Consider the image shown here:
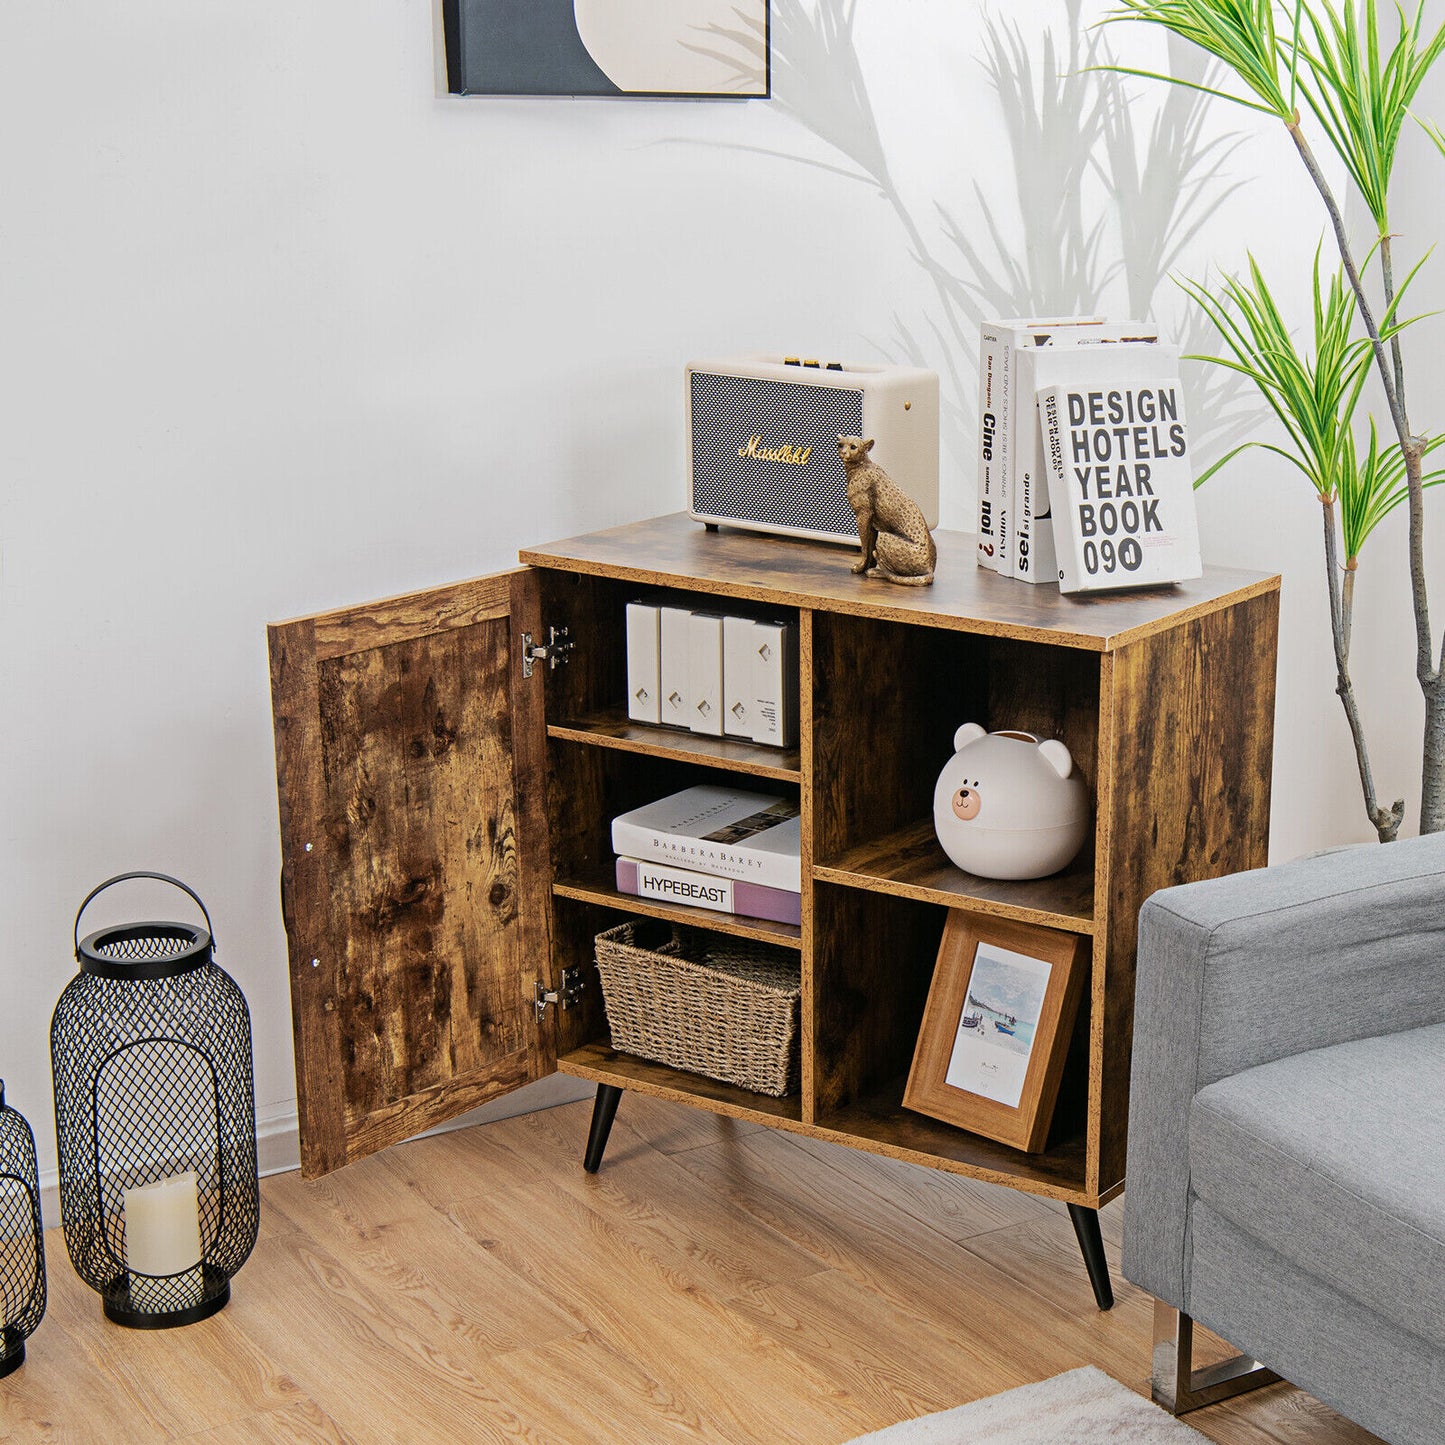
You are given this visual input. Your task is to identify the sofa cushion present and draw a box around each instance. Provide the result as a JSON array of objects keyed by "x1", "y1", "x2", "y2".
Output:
[{"x1": 1189, "y1": 1021, "x2": 1445, "y2": 1352}]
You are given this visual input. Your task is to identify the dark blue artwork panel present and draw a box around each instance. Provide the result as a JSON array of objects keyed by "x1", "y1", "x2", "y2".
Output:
[{"x1": 443, "y1": 0, "x2": 770, "y2": 99}]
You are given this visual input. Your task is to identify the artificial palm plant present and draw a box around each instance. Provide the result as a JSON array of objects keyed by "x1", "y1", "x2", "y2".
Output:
[{"x1": 1107, "y1": 0, "x2": 1445, "y2": 840}]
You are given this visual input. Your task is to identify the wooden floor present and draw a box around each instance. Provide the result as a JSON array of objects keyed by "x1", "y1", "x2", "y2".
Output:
[{"x1": 6, "y1": 1096, "x2": 1382, "y2": 1444}]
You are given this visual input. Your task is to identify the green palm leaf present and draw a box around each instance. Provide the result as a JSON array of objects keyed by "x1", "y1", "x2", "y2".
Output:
[
  {"x1": 1101, "y1": 0, "x2": 1299, "y2": 116},
  {"x1": 1181, "y1": 246, "x2": 1432, "y2": 556},
  {"x1": 1337, "y1": 421, "x2": 1445, "y2": 558},
  {"x1": 1294, "y1": 0, "x2": 1445, "y2": 233},
  {"x1": 1181, "y1": 250, "x2": 1367, "y2": 494}
]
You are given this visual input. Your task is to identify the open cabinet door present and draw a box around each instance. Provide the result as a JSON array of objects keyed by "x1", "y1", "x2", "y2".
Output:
[{"x1": 268, "y1": 568, "x2": 555, "y2": 1177}]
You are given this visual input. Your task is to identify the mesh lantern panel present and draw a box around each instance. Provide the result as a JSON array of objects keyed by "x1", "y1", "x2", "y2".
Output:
[
  {"x1": 0, "y1": 1089, "x2": 46, "y2": 1369},
  {"x1": 52, "y1": 901, "x2": 259, "y2": 1325}
]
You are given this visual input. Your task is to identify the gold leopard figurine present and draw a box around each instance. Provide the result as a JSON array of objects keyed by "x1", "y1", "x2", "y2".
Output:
[{"x1": 837, "y1": 435, "x2": 936, "y2": 586}]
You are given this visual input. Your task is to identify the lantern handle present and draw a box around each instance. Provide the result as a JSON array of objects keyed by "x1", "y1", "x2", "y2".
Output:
[{"x1": 74, "y1": 872, "x2": 216, "y2": 960}]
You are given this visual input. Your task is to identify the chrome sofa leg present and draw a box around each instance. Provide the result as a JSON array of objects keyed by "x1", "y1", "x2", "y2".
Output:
[{"x1": 1151, "y1": 1300, "x2": 1280, "y2": 1414}]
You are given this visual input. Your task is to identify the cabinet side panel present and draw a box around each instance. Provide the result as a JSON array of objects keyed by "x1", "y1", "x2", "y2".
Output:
[
  {"x1": 1094, "y1": 588, "x2": 1279, "y2": 1192},
  {"x1": 798, "y1": 609, "x2": 816, "y2": 1121},
  {"x1": 509, "y1": 570, "x2": 564, "y2": 1057},
  {"x1": 270, "y1": 618, "x2": 350, "y2": 1178}
]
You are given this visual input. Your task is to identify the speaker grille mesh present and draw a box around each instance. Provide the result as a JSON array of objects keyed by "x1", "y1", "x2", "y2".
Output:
[{"x1": 690, "y1": 373, "x2": 863, "y2": 539}]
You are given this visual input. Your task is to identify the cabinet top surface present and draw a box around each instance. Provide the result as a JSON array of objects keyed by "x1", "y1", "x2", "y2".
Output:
[{"x1": 520, "y1": 513, "x2": 1279, "y2": 652}]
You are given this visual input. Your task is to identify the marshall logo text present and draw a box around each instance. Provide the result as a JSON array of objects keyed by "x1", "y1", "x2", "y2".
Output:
[{"x1": 738, "y1": 436, "x2": 813, "y2": 465}]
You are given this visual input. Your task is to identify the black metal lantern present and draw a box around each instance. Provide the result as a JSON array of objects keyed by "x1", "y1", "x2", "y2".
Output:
[
  {"x1": 50, "y1": 873, "x2": 259, "y2": 1329},
  {"x1": 0, "y1": 1082, "x2": 46, "y2": 1377}
]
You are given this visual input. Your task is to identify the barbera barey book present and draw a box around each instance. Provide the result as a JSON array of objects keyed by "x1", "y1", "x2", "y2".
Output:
[
  {"x1": 1037, "y1": 349, "x2": 1202, "y2": 593},
  {"x1": 615, "y1": 857, "x2": 802, "y2": 926},
  {"x1": 976, "y1": 316, "x2": 1103, "y2": 573},
  {"x1": 610, "y1": 785, "x2": 802, "y2": 892}
]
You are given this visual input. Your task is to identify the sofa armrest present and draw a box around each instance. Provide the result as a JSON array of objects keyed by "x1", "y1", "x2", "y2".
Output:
[{"x1": 1123, "y1": 831, "x2": 1445, "y2": 1305}]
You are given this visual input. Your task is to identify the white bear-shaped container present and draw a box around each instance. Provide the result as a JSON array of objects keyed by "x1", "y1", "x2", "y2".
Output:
[{"x1": 932, "y1": 724, "x2": 1091, "y2": 881}]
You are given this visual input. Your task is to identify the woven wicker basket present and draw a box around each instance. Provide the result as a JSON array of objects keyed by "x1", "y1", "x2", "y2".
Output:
[{"x1": 593, "y1": 919, "x2": 801, "y2": 1097}]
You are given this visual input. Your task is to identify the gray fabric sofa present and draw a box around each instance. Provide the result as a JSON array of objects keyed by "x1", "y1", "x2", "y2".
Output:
[{"x1": 1124, "y1": 831, "x2": 1445, "y2": 1445}]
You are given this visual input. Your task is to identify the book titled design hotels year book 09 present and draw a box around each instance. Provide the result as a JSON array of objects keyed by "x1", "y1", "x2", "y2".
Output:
[
  {"x1": 1011, "y1": 322, "x2": 1159, "y2": 585},
  {"x1": 610, "y1": 785, "x2": 802, "y2": 892},
  {"x1": 614, "y1": 857, "x2": 802, "y2": 926},
  {"x1": 1036, "y1": 349, "x2": 1202, "y2": 593}
]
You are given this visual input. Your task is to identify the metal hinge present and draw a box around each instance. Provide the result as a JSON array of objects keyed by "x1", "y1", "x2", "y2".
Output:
[
  {"x1": 533, "y1": 967, "x2": 585, "y2": 1019},
  {"x1": 521, "y1": 625, "x2": 574, "y2": 678}
]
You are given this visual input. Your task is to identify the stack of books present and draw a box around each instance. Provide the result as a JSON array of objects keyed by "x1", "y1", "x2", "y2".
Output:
[
  {"x1": 976, "y1": 316, "x2": 1201, "y2": 592},
  {"x1": 611, "y1": 784, "x2": 802, "y2": 926}
]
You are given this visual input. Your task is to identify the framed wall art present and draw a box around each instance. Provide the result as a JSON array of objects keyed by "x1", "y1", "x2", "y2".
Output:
[
  {"x1": 904, "y1": 911, "x2": 1087, "y2": 1153},
  {"x1": 443, "y1": 0, "x2": 770, "y2": 99}
]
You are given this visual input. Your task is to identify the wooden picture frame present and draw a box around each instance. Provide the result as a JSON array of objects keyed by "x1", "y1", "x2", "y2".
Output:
[{"x1": 903, "y1": 911, "x2": 1087, "y2": 1153}]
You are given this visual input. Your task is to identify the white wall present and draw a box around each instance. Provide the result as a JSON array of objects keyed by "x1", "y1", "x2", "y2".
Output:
[{"x1": 3, "y1": 0, "x2": 1440, "y2": 1189}]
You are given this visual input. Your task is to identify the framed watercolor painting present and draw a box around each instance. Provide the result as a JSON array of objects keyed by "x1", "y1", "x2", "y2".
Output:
[
  {"x1": 444, "y1": 0, "x2": 770, "y2": 99},
  {"x1": 904, "y1": 911, "x2": 1087, "y2": 1153}
]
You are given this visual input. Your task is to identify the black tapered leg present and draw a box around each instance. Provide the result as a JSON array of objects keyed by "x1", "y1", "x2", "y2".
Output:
[
  {"x1": 583, "y1": 1084, "x2": 624, "y2": 1173},
  {"x1": 1068, "y1": 1204, "x2": 1114, "y2": 1310}
]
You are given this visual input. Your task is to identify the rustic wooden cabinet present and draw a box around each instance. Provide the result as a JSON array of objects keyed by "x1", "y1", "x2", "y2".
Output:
[{"x1": 268, "y1": 514, "x2": 1279, "y2": 1308}]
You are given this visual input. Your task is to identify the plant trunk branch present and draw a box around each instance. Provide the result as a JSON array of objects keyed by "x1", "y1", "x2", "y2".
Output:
[
  {"x1": 1382, "y1": 237, "x2": 1445, "y2": 832},
  {"x1": 1425, "y1": 688, "x2": 1445, "y2": 833},
  {"x1": 1379, "y1": 233, "x2": 1407, "y2": 414},
  {"x1": 1287, "y1": 115, "x2": 1442, "y2": 833},
  {"x1": 1321, "y1": 499, "x2": 1403, "y2": 843},
  {"x1": 1286, "y1": 118, "x2": 1401, "y2": 422},
  {"x1": 1341, "y1": 557, "x2": 1356, "y2": 665}
]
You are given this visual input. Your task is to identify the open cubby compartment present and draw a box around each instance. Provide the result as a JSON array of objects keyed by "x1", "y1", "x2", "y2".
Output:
[
  {"x1": 550, "y1": 890, "x2": 806, "y2": 1125},
  {"x1": 535, "y1": 565, "x2": 802, "y2": 774},
  {"x1": 809, "y1": 610, "x2": 1101, "y2": 929},
  {"x1": 545, "y1": 735, "x2": 804, "y2": 945},
  {"x1": 809, "y1": 881, "x2": 1092, "y2": 1199}
]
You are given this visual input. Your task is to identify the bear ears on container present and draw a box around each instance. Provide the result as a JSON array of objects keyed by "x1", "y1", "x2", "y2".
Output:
[{"x1": 950, "y1": 723, "x2": 1075, "y2": 781}]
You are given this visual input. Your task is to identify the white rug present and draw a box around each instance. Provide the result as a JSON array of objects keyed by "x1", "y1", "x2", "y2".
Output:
[{"x1": 844, "y1": 1367, "x2": 1210, "y2": 1443}]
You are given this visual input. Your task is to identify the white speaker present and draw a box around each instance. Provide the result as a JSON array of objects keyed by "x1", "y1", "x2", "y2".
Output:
[{"x1": 686, "y1": 356, "x2": 939, "y2": 544}]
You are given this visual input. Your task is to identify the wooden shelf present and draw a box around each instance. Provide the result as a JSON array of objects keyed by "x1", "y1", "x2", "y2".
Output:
[
  {"x1": 553, "y1": 866, "x2": 803, "y2": 949},
  {"x1": 559, "y1": 1042, "x2": 804, "y2": 1125},
  {"x1": 815, "y1": 1075, "x2": 1090, "y2": 1203},
  {"x1": 522, "y1": 512, "x2": 1282, "y2": 653},
  {"x1": 559, "y1": 1047, "x2": 1096, "y2": 1204},
  {"x1": 548, "y1": 706, "x2": 801, "y2": 782},
  {"x1": 814, "y1": 819, "x2": 1096, "y2": 935}
]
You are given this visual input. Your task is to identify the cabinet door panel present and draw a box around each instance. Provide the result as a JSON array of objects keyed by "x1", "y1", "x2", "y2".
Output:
[{"x1": 269, "y1": 569, "x2": 554, "y2": 1178}]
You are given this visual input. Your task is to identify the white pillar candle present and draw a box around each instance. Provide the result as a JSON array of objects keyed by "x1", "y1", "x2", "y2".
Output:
[{"x1": 123, "y1": 1170, "x2": 202, "y2": 1276}]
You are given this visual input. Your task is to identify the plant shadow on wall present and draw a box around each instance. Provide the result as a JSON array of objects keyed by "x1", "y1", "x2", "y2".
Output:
[
  {"x1": 702, "y1": 0, "x2": 1264, "y2": 471},
  {"x1": 705, "y1": 0, "x2": 1445, "y2": 842},
  {"x1": 1105, "y1": 0, "x2": 1445, "y2": 841}
]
